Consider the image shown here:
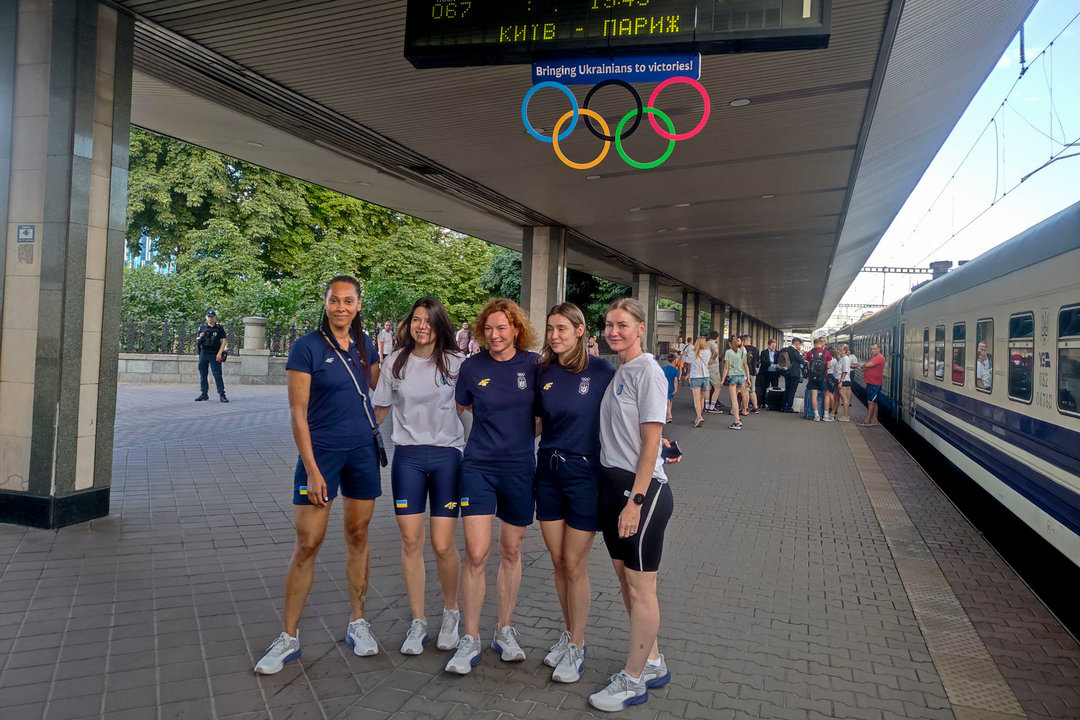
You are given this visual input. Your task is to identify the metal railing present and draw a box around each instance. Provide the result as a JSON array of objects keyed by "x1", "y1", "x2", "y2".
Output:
[{"x1": 118, "y1": 321, "x2": 244, "y2": 355}]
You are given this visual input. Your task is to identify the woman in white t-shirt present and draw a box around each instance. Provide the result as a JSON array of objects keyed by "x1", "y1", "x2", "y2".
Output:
[
  {"x1": 373, "y1": 297, "x2": 465, "y2": 656},
  {"x1": 837, "y1": 344, "x2": 856, "y2": 422},
  {"x1": 589, "y1": 298, "x2": 677, "y2": 712},
  {"x1": 688, "y1": 336, "x2": 713, "y2": 428}
]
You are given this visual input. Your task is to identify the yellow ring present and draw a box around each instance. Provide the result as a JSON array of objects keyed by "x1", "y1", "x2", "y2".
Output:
[{"x1": 551, "y1": 109, "x2": 611, "y2": 170}]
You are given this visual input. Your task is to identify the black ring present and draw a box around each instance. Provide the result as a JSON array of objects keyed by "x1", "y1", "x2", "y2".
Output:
[{"x1": 583, "y1": 79, "x2": 642, "y2": 142}]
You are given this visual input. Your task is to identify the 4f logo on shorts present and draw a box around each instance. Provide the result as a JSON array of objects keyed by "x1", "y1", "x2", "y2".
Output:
[
  {"x1": 517, "y1": 372, "x2": 527, "y2": 390},
  {"x1": 325, "y1": 358, "x2": 334, "y2": 364},
  {"x1": 578, "y1": 377, "x2": 591, "y2": 395},
  {"x1": 478, "y1": 378, "x2": 490, "y2": 387},
  {"x1": 443, "y1": 500, "x2": 458, "y2": 510}
]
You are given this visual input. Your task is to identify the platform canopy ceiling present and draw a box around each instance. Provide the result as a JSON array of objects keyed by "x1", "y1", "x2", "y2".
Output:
[{"x1": 116, "y1": 0, "x2": 1036, "y2": 328}]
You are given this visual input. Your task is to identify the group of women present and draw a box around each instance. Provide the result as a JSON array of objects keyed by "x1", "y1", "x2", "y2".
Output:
[
  {"x1": 254, "y1": 276, "x2": 677, "y2": 713},
  {"x1": 686, "y1": 334, "x2": 753, "y2": 430}
]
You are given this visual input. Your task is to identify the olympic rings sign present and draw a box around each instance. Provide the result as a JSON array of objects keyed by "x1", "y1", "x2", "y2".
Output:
[{"x1": 521, "y1": 76, "x2": 710, "y2": 170}]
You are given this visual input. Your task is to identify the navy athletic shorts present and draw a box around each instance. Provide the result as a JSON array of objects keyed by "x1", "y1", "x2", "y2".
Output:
[
  {"x1": 390, "y1": 445, "x2": 462, "y2": 517},
  {"x1": 866, "y1": 383, "x2": 882, "y2": 402},
  {"x1": 459, "y1": 463, "x2": 535, "y2": 527},
  {"x1": 598, "y1": 466, "x2": 673, "y2": 573},
  {"x1": 293, "y1": 441, "x2": 381, "y2": 505},
  {"x1": 535, "y1": 449, "x2": 600, "y2": 532},
  {"x1": 805, "y1": 379, "x2": 829, "y2": 393}
]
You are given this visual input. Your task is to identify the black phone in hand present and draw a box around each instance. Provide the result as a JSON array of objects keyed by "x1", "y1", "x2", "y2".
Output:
[{"x1": 661, "y1": 441, "x2": 682, "y2": 459}]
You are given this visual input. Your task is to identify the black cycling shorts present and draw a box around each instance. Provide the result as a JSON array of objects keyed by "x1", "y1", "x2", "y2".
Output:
[{"x1": 598, "y1": 466, "x2": 673, "y2": 572}]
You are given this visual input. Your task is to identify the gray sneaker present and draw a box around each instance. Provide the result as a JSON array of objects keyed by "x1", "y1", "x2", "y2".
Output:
[
  {"x1": 254, "y1": 632, "x2": 300, "y2": 674},
  {"x1": 345, "y1": 618, "x2": 378, "y2": 656},
  {"x1": 437, "y1": 608, "x2": 460, "y2": 651},
  {"x1": 400, "y1": 618, "x2": 428, "y2": 655},
  {"x1": 444, "y1": 634, "x2": 481, "y2": 674},
  {"x1": 491, "y1": 625, "x2": 526, "y2": 662},
  {"x1": 544, "y1": 630, "x2": 570, "y2": 668},
  {"x1": 642, "y1": 654, "x2": 670, "y2": 688},
  {"x1": 588, "y1": 671, "x2": 648, "y2": 712},
  {"x1": 552, "y1": 641, "x2": 585, "y2": 683}
]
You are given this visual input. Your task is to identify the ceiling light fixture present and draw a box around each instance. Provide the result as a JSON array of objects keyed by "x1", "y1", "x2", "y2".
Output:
[
  {"x1": 729, "y1": 98, "x2": 751, "y2": 107},
  {"x1": 246, "y1": 141, "x2": 264, "y2": 148},
  {"x1": 675, "y1": 202, "x2": 690, "y2": 207},
  {"x1": 760, "y1": 194, "x2": 775, "y2": 199},
  {"x1": 677, "y1": 243, "x2": 689, "y2": 247},
  {"x1": 628, "y1": 207, "x2": 641, "y2": 212}
]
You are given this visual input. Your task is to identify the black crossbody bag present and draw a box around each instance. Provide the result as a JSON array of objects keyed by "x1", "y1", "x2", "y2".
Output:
[{"x1": 320, "y1": 330, "x2": 388, "y2": 467}]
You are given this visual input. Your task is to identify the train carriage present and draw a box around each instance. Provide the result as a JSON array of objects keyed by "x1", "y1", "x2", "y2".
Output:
[{"x1": 839, "y1": 201, "x2": 1080, "y2": 565}]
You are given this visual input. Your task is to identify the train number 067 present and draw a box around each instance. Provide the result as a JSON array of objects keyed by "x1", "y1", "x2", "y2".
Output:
[{"x1": 432, "y1": 1, "x2": 471, "y2": 19}]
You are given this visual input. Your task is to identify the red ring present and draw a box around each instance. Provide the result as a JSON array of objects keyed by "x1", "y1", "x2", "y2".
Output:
[{"x1": 647, "y1": 76, "x2": 710, "y2": 141}]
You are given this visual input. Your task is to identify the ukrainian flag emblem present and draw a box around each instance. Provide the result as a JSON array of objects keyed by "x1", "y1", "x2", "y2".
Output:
[
  {"x1": 460, "y1": 497, "x2": 470, "y2": 507},
  {"x1": 395, "y1": 499, "x2": 408, "y2": 509}
]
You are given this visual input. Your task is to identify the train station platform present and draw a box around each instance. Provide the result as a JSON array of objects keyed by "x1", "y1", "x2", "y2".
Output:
[{"x1": 1, "y1": 382, "x2": 1078, "y2": 720}]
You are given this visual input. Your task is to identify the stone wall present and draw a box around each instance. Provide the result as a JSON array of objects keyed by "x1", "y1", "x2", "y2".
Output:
[{"x1": 117, "y1": 352, "x2": 288, "y2": 385}]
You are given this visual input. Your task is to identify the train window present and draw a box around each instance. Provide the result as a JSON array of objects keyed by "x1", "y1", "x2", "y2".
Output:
[
  {"x1": 1059, "y1": 305, "x2": 1080, "y2": 416},
  {"x1": 923, "y1": 327, "x2": 929, "y2": 377},
  {"x1": 1008, "y1": 312, "x2": 1034, "y2": 403},
  {"x1": 951, "y1": 323, "x2": 966, "y2": 385},
  {"x1": 934, "y1": 325, "x2": 945, "y2": 380},
  {"x1": 975, "y1": 319, "x2": 993, "y2": 393}
]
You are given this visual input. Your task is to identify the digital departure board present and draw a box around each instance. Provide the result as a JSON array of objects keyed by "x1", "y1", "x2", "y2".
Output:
[{"x1": 404, "y1": 0, "x2": 830, "y2": 68}]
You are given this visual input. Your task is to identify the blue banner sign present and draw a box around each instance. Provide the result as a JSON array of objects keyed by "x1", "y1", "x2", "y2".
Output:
[{"x1": 532, "y1": 53, "x2": 700, "y2": 85}]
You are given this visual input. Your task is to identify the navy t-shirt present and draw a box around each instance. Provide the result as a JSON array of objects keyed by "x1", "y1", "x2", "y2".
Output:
[
  {"x1": 456, "y1": 349, "x2": 541, "y2": 473},
  {"x1": 286, "y1": 330, "x2": 379, "y2": 451},
  {"x1": 538, "y1": 355, "x2": 616, "y2": 457}
]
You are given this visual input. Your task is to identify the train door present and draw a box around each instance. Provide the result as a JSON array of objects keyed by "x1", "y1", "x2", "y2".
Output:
[{"x1": 898, "y1": 323, "x2": 906, "y2": 419}]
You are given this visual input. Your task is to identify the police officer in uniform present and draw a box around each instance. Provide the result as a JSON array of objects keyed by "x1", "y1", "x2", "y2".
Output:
[{"x1": 195, "y1": 310, "x2": 229, "y2": 403}]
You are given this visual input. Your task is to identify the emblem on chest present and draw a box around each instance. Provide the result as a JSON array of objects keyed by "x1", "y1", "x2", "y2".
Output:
[
  {"x1": 517, "y1": 372, "x2": 527, "y2": 390},
  {"x1": 578, "y1": 377, "x2": 591, "y2": 395}
]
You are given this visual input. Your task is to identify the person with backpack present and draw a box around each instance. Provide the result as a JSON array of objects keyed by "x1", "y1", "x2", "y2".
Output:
[
  {"x1": 778, "y1": 338, "x2": 804, "y2": 413},
  {"x1": 804, "y1": 337, "x2": 833, "y2": 422}
]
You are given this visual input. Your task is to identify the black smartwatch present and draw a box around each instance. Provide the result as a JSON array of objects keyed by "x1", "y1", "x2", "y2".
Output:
[{"x1": 623, "y1": 490, "x2": 646, "y2": 505}]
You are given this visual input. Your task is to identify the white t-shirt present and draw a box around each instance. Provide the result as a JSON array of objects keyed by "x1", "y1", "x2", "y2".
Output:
[
  {"x1": 707, "y1": 340, "x2": 720, "y2": 367},
  {"x1": 830, "y1": 356, "x2": 842, "y2": 380},
  {"x1": 680, "y1": 343, "x2": 694, "y2": 362},
  {"x1": 372, "y1": 350, "x2": 465, "y2": 449},
  {"x1": 976, "y1": 356, "x2": 992, "y2": 388},
  {"x1": 377, "y1": 329, "x2": 394, "y2": 354},
  {"x1": 600, "y1": 353, "x2": 668, "y2": 483},
  {"x1": 842, "y1": 354, "x2": 858, "y2": 380},
  {"x1": 689, "y1": 347, "x2": 713, "y2": 378}
]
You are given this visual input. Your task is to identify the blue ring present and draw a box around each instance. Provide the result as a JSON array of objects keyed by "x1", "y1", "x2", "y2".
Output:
[{"x1": 522, "y1": 81, "x2": 578, "y2": 143}]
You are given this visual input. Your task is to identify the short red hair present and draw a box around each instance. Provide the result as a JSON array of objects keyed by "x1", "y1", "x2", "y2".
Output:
[{"x1": 474, "y1": 298, "x2": 536, "y2": 351}]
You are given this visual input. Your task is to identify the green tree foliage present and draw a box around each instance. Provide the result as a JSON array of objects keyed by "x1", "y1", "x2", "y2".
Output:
[{"x1": 479, "y1": 247, "x2": 521, "y2": 304}]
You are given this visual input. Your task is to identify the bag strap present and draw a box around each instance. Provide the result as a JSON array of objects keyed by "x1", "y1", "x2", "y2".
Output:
[{"x1": 320, "y1": 330, "x2": 379, "y2": 434}]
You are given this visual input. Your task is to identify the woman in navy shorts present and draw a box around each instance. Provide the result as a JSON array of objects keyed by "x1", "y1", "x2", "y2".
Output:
[
  {"x1": 255, "y1": 276, "x2": 383, "y2": 674},
  {"x1": 445, "y1": 299, "x2": 541, "y2": 675},
  {"x1": 536, "y1": 303, "x2": 616, "y2": 683},
  {"x1": 373, "y1": 297, "x2": 465, "y2": 656},
  {"x1": 589, "y1": 298, "x2": 678, "y2": 712}
]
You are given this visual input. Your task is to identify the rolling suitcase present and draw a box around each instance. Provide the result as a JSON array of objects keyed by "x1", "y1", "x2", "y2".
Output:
[{"x1": 765, "y1": 386, "x2": 784, "y2": 411}]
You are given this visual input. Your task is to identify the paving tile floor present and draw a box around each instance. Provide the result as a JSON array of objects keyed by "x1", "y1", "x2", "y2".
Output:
[{"x1": 0, "y1": 380, "x2": 1075, "y2": 719}]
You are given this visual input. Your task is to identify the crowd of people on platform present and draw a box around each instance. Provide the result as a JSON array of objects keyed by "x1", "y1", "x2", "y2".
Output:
[
  {"x1": 669, "y1": 333, "x2": 885, "y2": 428},
  {"x1": 252, "y1": 277, "x2": 679, "y2": 713}
]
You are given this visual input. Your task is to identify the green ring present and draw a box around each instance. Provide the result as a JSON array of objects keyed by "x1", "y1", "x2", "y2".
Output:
[{"x1": 615, "y1": 107, "x2": 676, "y2": 169}]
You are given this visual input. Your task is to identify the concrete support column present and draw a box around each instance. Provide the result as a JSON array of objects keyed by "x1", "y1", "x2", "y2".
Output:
[
  {"x1": 632, "y1": 272, "x2": 658, "y2": 356},
  {"x1": 240, "y1": 316, "x2": 270, "y2": 379},
  {"x1": 520, "y1": 226, "x2": 565, "y2": 346},
  {"x1": 730, "y1": 309, "x2": 742, "y2": 340},
  {"x1": 710, "y1": 302, "x2": 723, "y2": 334},
  {"x1": 0, "y1": 0, "x2": 133, "y2": 528},
  {"x1": 681, "y1": 290, "x2": 699, "y2": 340}
]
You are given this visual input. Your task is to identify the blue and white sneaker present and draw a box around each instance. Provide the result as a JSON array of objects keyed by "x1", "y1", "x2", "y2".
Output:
[
  {"x1": 544, "y1": 630, "x2": 570, "y2": 668},
  {"x1": 444, "y1": 634, "x2": 482, "y2": 674},
  {"x1": 552, "y1": 641, "x2": 585, "y2": 683},
  {"x1": 400, "y1": 618, "x2": 428, "y2": 655},
  {"x1": 491, "y1": 625, "x2": 526, "y2": 662},
  {"x1": 345, "y1": 618, "x2": 378, "y2": 656},
  {"x1": 642, "y1": 654, "x2": 671, "y2": 688},
  {"x1": 254, "y1": 632, "x2": 300, "y2": 674},
  {"x1": 589, "y1": 671, "x2": 648, "y2": 712}
]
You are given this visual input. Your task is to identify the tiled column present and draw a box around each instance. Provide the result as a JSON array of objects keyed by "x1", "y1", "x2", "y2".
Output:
[
  {"x1": 632, "y1": 272, "x2": 658, "y2": 356},
  {"x1": 0, "y1": 0, "x2": 133, "y2": 528},
  {"x1": 520, "y1": 226, "x2": 565, "y2": 346},
  {"x1": 681, "y1": 290, "x2": 698, "y2": 340},
  {"x1": 709, "y1": 302, "x2": 723, "y2": 334}
]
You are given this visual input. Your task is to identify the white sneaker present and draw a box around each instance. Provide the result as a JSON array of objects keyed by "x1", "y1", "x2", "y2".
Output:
[
  {"x1": 544, "y1": 630, "x2": 570, "y2": 668},
  {"x1": 437, "y1": 608, "x2": 460, "y2": 651},
  {"x1": 444, "y1": 634, "x2": 481, "y2": 674},
  {"x1": 838, "y1": 416, "x2": 851, "y2": 422},
  {"x1": 254, "y1": 632, "x2": 300, "y2": 674},
  {"x1": 823, "y1": 414, "x2": 835, "y2": 422},
  {"x1": 400, "y1": 618, "x2": 428, "y2": 655},
  {"x1": 552, "y1": 642, "x2": 585, "y2": 683},
  {"x1": 814, "y1": 414, "x2": 822, "y2": 422},
  {"x1": 589, "y1": 671, "x2": 648, "y2": 712},
  {"x1": 491, "y1": 625, "x2": 526, "y2": 662},
  {"x1": 345, "y1": 618, "x2": 378, "y2": 656}
]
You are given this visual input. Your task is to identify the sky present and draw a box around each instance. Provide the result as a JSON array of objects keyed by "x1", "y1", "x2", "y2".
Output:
[{"x1": 825, "y1": 0, "x2": 1080, "y2": 329}]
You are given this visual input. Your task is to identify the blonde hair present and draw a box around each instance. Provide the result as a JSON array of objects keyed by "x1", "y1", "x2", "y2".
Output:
[
  {"x1": 694, "y1": 336, "x2": 708, "y2": 358},
  {"x1": 839, "y1": 343, "x2": 849, "y2": 355},
  {"x1": 541, "y1": 302, "x2": 588, "y2": 374},
  {"x1": 474, "y1": 298, "x2": 536, "y2": 351},
  {"x1": 605, "y1": 297, "x2": 647, "y2": 350}
]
